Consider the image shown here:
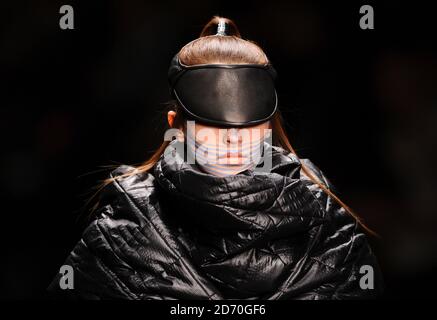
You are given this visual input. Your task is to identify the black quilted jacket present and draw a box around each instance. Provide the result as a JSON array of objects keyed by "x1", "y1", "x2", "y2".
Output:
[{"x1": 48, "y1": 141, "x2": 383, "y2": 299}]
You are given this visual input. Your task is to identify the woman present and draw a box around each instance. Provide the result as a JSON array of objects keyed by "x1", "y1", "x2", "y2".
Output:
[{"x1": 48, "y1": 16, "x2": 383, "y2": 299}]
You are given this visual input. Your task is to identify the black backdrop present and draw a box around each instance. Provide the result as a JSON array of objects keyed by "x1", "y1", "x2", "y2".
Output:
[{"x1": 1, "y1": 0, "x2": 436, "y2": 299}]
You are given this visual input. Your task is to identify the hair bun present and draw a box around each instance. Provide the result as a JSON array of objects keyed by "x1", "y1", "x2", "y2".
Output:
[{"x1": 199, "y1": 16, "x2": 241, "y2": 38}]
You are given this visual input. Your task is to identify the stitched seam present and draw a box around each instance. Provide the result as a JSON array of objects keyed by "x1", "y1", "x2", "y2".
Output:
[
  {"x1": 258, "y1": 247, "x2": 287, "y2": 266},
  {"x1": 309, "y1": 256, "x2": 338, "y2": 272},
  {"x1": 273, "y1": 223, "x2": 325, "y2": 299},
  {"x1": 342, "y1": 220, "x2": 359, "y2": 265},
  {"x1": 301, "y1": 181, "x2": 327, "y2": 219}
]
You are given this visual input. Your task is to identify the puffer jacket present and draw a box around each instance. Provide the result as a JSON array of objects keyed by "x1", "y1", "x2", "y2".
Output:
[{"x1": 48, "y1": 140, "x2": 384, "y2": 299}]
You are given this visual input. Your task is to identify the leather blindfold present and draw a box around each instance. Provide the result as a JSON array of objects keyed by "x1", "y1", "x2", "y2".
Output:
[{"x1": 168, "y1": 54, "x2": 278, "y2": 127}]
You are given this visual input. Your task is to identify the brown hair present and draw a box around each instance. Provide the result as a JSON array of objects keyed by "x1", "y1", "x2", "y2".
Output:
[{"x1": 85, "y1": 15, "x2": 377, "y2": 237}]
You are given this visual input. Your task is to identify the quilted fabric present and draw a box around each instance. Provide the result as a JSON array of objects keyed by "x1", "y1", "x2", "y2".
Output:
[{"x1": 48, "y1": 140, "x2": 383, "y2": 299}]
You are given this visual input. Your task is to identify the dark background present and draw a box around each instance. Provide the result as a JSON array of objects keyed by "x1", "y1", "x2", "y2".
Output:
[{"x1": 1, "y1": 0, "x2": 436, "y2": 299}]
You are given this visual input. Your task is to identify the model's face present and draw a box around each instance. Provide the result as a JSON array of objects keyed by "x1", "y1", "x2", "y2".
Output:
[
  {"x1": 190, "y1": 121, "x2": 271, "y2": 163},
  {"x1": 167, "y1": 111, "x2": 271, "y2": 176}
]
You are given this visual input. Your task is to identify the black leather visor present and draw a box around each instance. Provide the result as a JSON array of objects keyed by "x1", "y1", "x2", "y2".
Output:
[{"x1": 168, "y1": 54, "x2": 278, "y2": 127}]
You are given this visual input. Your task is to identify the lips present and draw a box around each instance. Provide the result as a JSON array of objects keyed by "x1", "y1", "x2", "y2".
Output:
[
  {"x1": 220, "y1": 151, "x2": 245, "y2": 159},
  {"x1": 217, "y1": 152, "x2": 248, "y2": 166}
]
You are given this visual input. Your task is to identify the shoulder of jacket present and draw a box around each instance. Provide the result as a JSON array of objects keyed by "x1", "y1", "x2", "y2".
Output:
[
  {"x1": 93, "y1": 164, "x2": 158, "y2": 214},
  {"x1": 83, "y1": 164, "x2": 162, "y2": 229},
  {"x1": 108, "y1": 164, "x2": 156, "y2": 192},
  {"x1": 299, "y1": 158, "x2": 336, "y2": 193},
  {"x1": 109, "y1": 164, "x2": 136, "y2": 177}
]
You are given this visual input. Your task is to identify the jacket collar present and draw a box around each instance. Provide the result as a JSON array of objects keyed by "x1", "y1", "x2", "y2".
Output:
[{"x1": 153, "y1": 139, "x2": 328, "y2": 237}]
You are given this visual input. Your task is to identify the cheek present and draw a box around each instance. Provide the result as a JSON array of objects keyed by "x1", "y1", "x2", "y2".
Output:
[
  {"x1": 192, "y1": 127, "x2": 218, "y2": 144},
  {"x1": 247, "y1": 128, "x2": 269, "y2": 144}
]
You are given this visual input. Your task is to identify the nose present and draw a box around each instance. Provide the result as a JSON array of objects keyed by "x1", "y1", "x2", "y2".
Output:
[{"x1": 225, "y1": 128, "x2": 242, "y2": 144}]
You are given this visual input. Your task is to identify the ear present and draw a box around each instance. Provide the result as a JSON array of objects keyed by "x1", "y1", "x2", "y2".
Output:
[{"x1": 167, "y1": 111, "x2": 176, "y2": 127}]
